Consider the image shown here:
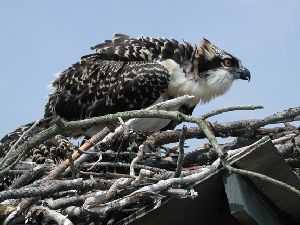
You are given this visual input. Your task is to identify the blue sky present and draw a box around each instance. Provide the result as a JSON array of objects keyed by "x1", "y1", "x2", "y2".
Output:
[{"x1": 0, "y1": 1, "x2": 300, "y2": 146}]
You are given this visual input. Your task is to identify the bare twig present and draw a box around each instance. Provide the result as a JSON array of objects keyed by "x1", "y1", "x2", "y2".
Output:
[
  {"x1": 0, "y1": 120, "x2": 40, "y2": 169},
  {"x1": 81, "y1": 161, "x2": 169, "y2": 174},
  {"x1": 9, "y1": 165, "x2": 45, "y2": 189},
  {"x1": 131, "y1": 169, "x2": 155, "y2": 186},
  {"x1": 83, "y1": 178, "x2": 133, "y2": 212},
  {"x1": 201, "y1": 105, "x2": 263, "y2": 119},
  {"x1": 0, "y1": 178, "x2": 114, "y2": 202},
  {"x1": 247, "y1": 107, "x2": 300, "y2": 131},
  {"x1": 45, "y1": 192, "x2": 96, "y2": 209},
  {"x1": 67, "y1": 153, "x2": 77, "y2": 179},
  {"x1": 29, "y1": 206, "x2": 74, "y2": 225},
  {"x1": 166, "y1": 188, "x2": 198, "y2": 199},
  {"x1": 130, "y1": 144, "x2": 148, "y2": 176},
  {"x1": 174, "y1": 125, "x2": 187, "y2": 178},
  {"x1": 224, "y1": 165, "x2": 300, "y2": 197},
  {"x1": 62, "y1": 206, "x2": 85, "y2": 218},
  {"x1": 272, "y1": 133, "x2": 297, "y2": 145}
]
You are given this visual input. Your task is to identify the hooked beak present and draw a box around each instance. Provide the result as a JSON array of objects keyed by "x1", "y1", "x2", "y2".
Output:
[{"x1": 238, "y1": 67, "x2": 251, "y2": 82}]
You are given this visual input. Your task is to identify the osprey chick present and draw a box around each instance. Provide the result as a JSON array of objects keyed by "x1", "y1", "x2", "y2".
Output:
[
  {"x1": 45, "y1": 34, "x2": 250, "y2": 132},
  {"x1": 0, "y1": 34, "x2": 251, "y2": 169}
]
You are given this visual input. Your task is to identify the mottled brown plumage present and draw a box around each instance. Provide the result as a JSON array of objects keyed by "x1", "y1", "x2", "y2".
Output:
[
  {"x1": 45, "y1": 34, "x2": 197, "y2": 122},
  {"x1": 45, "y1": 60, "x2": 170, "y2": 121}
]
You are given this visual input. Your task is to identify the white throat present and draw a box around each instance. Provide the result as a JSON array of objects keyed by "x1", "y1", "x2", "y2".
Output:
[{"x1": 157, "y1": 59, "x2": 235, "y2": 107}]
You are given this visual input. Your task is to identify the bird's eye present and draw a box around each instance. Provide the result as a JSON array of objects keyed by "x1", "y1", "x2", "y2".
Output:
[{"x1": 223, "y1": 58, "x2": 232, "y2": 67}]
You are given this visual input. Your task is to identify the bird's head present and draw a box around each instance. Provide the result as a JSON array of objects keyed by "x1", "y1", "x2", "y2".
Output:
[
  {"x1": 192, "y1": 38, "x2": 250, "y2": 82},
  {"x1": 184, "y1": 38, "x2": 250, "y2": 103}
]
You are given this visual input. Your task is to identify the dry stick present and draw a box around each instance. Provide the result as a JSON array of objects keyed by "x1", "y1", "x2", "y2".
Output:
[
  {"x1": 62, "y1": 206, "x2": 85, "y2": 218},
  {"x1": 0, "y1": 120, "x2": 40, "y2": 169},
  {"x1": 201, "y1": 105, "x2": 263, "y2": 119},
  {"x1": 174, "y1": 125, "x2": 187, "y2": 178},
  {"x1": 105, "y1": 178, "x2": 133, "y2": 200},
  {"x1": 186, "y1": 116, "x2": 224, "y2": 158},
  {"x1": 64, "y1": 126, "x2": 112, "y2": 174},
  {"x1": 67, "y1": 153, "x2": 77, "y2": 179},
  {"x1": 131, "y1": 169, "x2": 155, "y2": 186},
  {"x1": 45, "y1": 192, "x2": 96, "y2": 209},
  {"x1": 80, "y1": 171, "x2": 136, "y2": 179},
  {"x1": 83, "y1": 178, "x2": 133, "y2": 211},
  {"x1": 83, "y1": 191, "x2": 155, "y2": 216},
  {"x1": 114, "y1": 117, "x2": 129, "y2": 163},
  {"x1": 80, "y1": 150, "x2": 158, "y2": 157},
  {"x1": 30, "y1": 206, "x2": 74, "y2": 225},
  {"x1": 224, "y1": 165, "x2": 300, "y2": 197},
  {"x1": 81, "y1": 161, "x2": 169, "y2": 174},
  {"x1": 11, "y1": 120, "x2": 41, "y2": 151},
  {"x1": 0, "y1": 178, "x2": 114, "y2": 202},
  {"x1": 247, "y1": 107, "x2": 300, "y2": 131},
  {"x1": 272, "y1": 133, "x2": 297, "y2": 145},
  {"x1": 166, "y1": 188, "x2": 198, "y2": 199},
  {"x1": 130, "y1": 144, "x2": 148, "y2": 176},
  {"x1": 9, "y1": 165, "x2": 45, "y2": 189},
  {"x1": 146, "y1": 117, "x2": 300, "y2": 146},
  {"x1": 197, "y1": 123, "x2": 300, "y2": 197}
]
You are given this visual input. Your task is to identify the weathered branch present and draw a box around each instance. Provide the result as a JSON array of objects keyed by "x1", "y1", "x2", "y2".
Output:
[
  {"x1": 201, "y1": 105, "x2": 263, "y2": 119},
  {"x1": 174, "y1": 125, "x2": 187, "y2": 178},
  {"x1": 0, "y1": 178, "x2": 114, "y2": 202},
  {"x1": 29, "y1": 206, "x2": 74, "y2": 225},
  {"x1": 224, "y1": 165, "x2": 300, "y2": 197}
]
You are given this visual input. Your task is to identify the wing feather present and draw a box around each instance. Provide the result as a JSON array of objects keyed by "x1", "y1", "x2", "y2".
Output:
[
  {"x1": 45, "y1": 55, "x2": 170, "y2": 121},
  {"x1": 90, "y1": 34, "x2": 194, "y2": 64}
]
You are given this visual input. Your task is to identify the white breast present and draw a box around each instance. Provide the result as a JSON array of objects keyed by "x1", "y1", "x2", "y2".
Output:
[{"x1": 157, "y1": 59, "x2": 235, "y2": 107}]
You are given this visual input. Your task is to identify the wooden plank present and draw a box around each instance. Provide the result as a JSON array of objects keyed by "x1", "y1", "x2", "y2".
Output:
[{"x1": 223, "y1": 173, "x2": 284, "y2": 225}]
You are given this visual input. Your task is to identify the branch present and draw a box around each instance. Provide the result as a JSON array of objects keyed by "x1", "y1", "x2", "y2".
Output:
[
  {"x1": 130, "y1": 144, "x2": 148, "y2": 176},
  {"x1": 224, "y1": 165, "x2": 300, "y2": 197},
  {"x1": 174, "y1": 125, "x2": 187, "y2": 178},
  {"x1": 0, "y1": 178, "x2": 114, "y2": 202},
  {"x1": 29, "y1": 206, "x2": 74, "y2": 225},
  {"x1": 247, "y1": 107, "x2": 300, "y2": 131},
  {"x1": 0, "y1": 120, "x2": 40, "y2": 169},
  {"x1": 201, "y1": 105, "x2": 263, "y2": 119}
]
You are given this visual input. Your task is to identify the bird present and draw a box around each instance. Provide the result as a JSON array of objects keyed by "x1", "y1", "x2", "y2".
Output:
[
  {"x1": 0, "y1": 33, "x2": 250, "y2": 189},
  {"x1": 45, "y1": 33, "x2": 250, "y2": 134}
]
